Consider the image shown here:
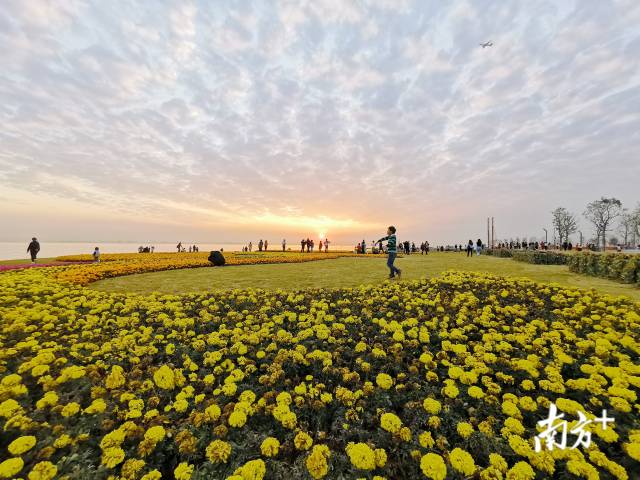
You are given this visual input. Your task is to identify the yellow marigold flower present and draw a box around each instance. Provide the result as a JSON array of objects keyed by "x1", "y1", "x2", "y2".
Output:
[
  {"x1": 229, "y1": 411, "x2": 247, "y2": 428},
  {"x1": 105, "y1": 365, "x2": 126, "y2": 389},
  {"x1": 468, "y1": 386, "x2": 485, "y2": 399},
  {"x1": 61, "y1": 402, "x2": 80, "y2": 417},
  {"x1": 260, "y1": 437, "x2": 280, "y2": 457},
  {"x1": 380, "y1": 412, "x2": 402, "y2": 433},
  {"x1": 295, "y1": 431, "x2": 313, "y2": 450},
  {"x1": 489, "y1": 453, "x2": 508, "y2": 473},
  {"x1": 27, "y1": 461, "x2": 57, "y2": 480},
  {"x1": 206, "y1": 440, "x2": 232, "y2": 463},
  {"x1": 457, "y1": 422, "x2": 474, "y2": 439},
  {"x1": 166, "y1": 343, "x2": 176, "y2": 354},
  {"x1": 53, "y1": 434, "x2": 72, "y2": 449},
  {"x1": 36, "y1": 392, "x2": 58, "y2": 410},
  {"x1": 174, "y1": 462, "x2": 194, "y2": 480},
  {"x1": 8, "y1": 435, "x2": 36, "y2": 455},
  {"x1": 449, "y1": 448, "x2": 476, "y2": 476},
  {"x1": 232, "y1": 459, "x2": 266, "y2": 480},
  {"x1": 376, "y1": 373, "x2": 393, "y2": 390},
  {"x1": 84, "y1": 398, "x2": 107, "y2": 414},
  {"x1": 419, "y1": 431, "x2": 435, "y2": 448},
  {"x1": 422, "y1": 398, "x2": 441, "y2": 415},
  {"x1": 141, "y1": 470, "x2": 162, "y2": 480},
  {"x1": 121, "y1": 459, "x2": 146, "y2": 479},
  {"x1": 374, "y1": 448, "x2": 387, "y2": 467},
  {"x1": 31, "y1": 365, "x2": 50, "y2": 377},
  {"x1": 153, "y1": 365, "x2": 176, "y2": 390},
  {"x1": 0, "y1": 457, "x2": 23, "y2": 478},
  {"x1": 144, "y1": 426, "x2": 166, "y2": 443},
  {"x1": 205, "y1": 403, "x2": 221, "y2": 422},
  {"x1": 345, "y1": 442, "x2": 376, "y2": 470},
  {"x1": 420, "y1": 453, "x2": 446, "y2": 480},
  {"x1": 443, "y1": 384, "x2": 459, "y2": 398},
  {"x1": 306, "y1": 445, "x2": 330, "y2": 479},
  {"x1": 101, "y1": 447, "x2": 125, "y2": 468},
  {"x1": 506, "y1": 461, "x2": 535, "y2": 479}
]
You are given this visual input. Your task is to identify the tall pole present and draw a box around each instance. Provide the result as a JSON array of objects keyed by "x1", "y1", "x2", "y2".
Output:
[
  {"x1": 487, "y1": 217, "x2": 490, "y2": 248},
  {"x1": 543, "y1": 228, "x2": 548, "y2": 243},
  {"x1": 491, "y1": 217, "x2": 495, "y2": 248}
]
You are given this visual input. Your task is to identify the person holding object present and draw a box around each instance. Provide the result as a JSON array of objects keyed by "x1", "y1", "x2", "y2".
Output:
[
  {"x1": 376, "y1": 226, "x2": 401, "y2": 279},
  {"x1": 27, "y1": 237, "x2": 40, "y2": 263}
]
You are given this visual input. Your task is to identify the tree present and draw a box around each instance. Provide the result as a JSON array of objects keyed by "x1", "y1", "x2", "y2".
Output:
[
  {"x1": 609, "y1": 236, "x2": 619, "y2": 246},
  {"x1": 618, "y1": 209, "x2": 635, "y2": 247},
  {"x1": 583, "y1": 197, "x2": 623, "y2": 251},
  {"x1": 551, "y1": 207, "x2": 578, "y2": 245}
]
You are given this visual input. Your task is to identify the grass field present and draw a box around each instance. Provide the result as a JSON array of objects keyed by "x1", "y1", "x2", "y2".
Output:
[
  {"x1": 90, "y1": 252, "x2": 640, "y2": 300},
  {"x1": 0, "y1": 257, "x2": 56, "y2": 265}
]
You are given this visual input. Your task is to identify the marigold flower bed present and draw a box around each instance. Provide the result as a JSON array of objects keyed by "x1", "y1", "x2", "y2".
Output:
[
  {"x1": 0, "y1": 263, "x2": 639, "y2": 479},
  {"x1": 53, "y1": 252, "x2": 366, "y2": 286}
]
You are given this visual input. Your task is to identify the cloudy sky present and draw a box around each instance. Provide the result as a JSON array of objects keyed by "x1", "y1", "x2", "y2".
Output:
[{"x1": 1, "y1": 0, "x2": 639, "y2": 244}]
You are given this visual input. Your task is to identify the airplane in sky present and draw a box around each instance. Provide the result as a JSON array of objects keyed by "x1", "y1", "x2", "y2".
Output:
[{"x1": 480, "y1": 41, "x2": 493, "y2": 48}]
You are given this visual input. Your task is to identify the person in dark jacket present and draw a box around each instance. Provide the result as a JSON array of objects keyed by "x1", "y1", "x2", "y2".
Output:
[
  {"x1": 466, "y1": 240, "x2": 473, "y2": 257},
  {"x1": 27, "y1": 237, "x2": 40, "y2": 263}
]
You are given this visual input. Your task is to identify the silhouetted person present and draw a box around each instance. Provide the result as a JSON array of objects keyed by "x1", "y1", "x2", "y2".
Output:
[
  {"x1": 264, "y1": 240, "x2": 268, "y2": 251},
  {"x1": 176, "y1": 242, "x2": 182, "y2": 252},
  {"x1": 27, "y1": 237, "x2": 40, "y2": 263},
  {"x1": 282, "y1": 239, "x2": 286, "y2": 251},
  {"x1": 92, "y1": 247, "x2": 100, "y2": 263},
  {"x1": 258, "y1": 239, "x2": 263, "y2": 252},
  {"x1": 301, "y1": 239, "x2": 306, "y2": 252}
]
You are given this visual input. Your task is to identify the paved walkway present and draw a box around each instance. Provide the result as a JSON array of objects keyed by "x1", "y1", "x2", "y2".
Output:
[{"x1": 0, "y1": 261, "x2": 91, "y2": 272}]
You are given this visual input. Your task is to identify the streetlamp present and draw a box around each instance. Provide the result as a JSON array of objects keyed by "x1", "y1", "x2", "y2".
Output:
[
  {"x1": 578, "y1": 230, "x2": 583, "y2": 246},
  {"x1": 543, "y1": 228, "x2": 548, "y2": 244}
]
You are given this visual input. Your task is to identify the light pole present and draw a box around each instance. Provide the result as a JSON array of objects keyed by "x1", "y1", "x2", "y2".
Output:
[
  {"x1": 578, "y1": 230, "x2": 583, "y2": 246},
  {"x1": 543, "y1": 228, "x2": 548, "y2": 244}
]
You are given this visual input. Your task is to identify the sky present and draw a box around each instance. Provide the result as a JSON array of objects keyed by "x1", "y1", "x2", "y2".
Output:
[{"x1": 1, "y1": 0, "x2": 639, "y2": 245}]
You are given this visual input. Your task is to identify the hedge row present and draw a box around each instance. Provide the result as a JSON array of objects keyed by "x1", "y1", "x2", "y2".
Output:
[
  {"x1": 485, "y1": 248, "x2": 513, "y2": 258},
  {"x1": 511, "y1": 250, "x2": 568, "y2": 265},
  {"x1": 566, "y1": 252, "x2": 640, "y2": 286}
]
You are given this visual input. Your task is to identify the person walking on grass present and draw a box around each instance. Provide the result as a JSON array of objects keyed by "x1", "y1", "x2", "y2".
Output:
[
  {"x1": 377, "y1": 226, "x2": 401, "y2": 279},
  {"x1": 466, "y1": 240, "x2": 473, "y2": 257},
  {"x1": 258, "y1": 239, "x2": 263, "y2": 252},
  {"x1": 324, "y1": 238, "x2": 329, "y2": 252},
  {"x1": 92, "y1": 247, "x2": 101, "y2": 263},
  {"x1": 27, "y1": 237, "x2": 40, "y2": 263},
  {"x1": 282, "y1": 239, "x2": 286, "y2": 252},
  {"x1": 476, "y1": 238, "x2": 482, "y2": 256},
  {"x1": 301, "y1": 238, "x2": 306, "y2": 252}
]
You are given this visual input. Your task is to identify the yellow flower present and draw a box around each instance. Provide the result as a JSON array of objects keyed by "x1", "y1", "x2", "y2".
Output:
[
  {"x1": 376, "y1": 373, "x2": 393, "y2": 390},
  {"x1": 506, "y1": 461, "x2": 535, "y2": 479},
  {"x1": 229, "y1": 411, "x2": 247, "y2": 428},
  {"x1": 260, "y1": 437, "x2": 280, "y2": 457},
  {"x1": 205, "y1": 403, "x2": 221, "y2": 422},
  {"x1": 101, "y1": 447, "x2": 125, "y2": 468},
  {"x1": 206, "y1": 440, "x2": 232, "y2": 463},
  {"x1": 27, "y1": 461, "x2": 57, "y2": 480},
  {"x1": 449, "y1": 448, "x2": 476, "y2": 476},
  {"x1": 294, "y1": 431, "x2": 313, "y2": 451},
  {"x1": 306, "y1": 445, "x2": 330, "y2": 479},
  {"x1": 105, "y1": 365, "x2": 126, "y2": 389},
  {"x1": 61, "y1": 402, "x2": 80, "y2": 417},
  {"x1": 422, "y1": 398, "x2": 441, "y2": 415},
  {"x1": 174, "y1": 462, "x2": 194, "y2": 480},
  {"x1": 380, "y1": 412, "x2": 402, "y2": 433},
  {"x1": 420, "y1": 453, "x2": 446, "y2": 480},
  {"x1": 0, "y1": 457, "x2": 23, "y2": 479},
  {"x1": 153, "y1": 365, "x2": 176, "y2": 390},
  {"x1": 457, "y1": 422, "x2": 474, "y2": 439},
  {"x1": 345, "y1": 442, "x2": 376, "y2": 470},
  {"x1": 419, "y1": 431, "x2": 435, "y2": 448},
  {"x1": 144, "y1": 426, "x2": 166, "y2": 443},
  {"x1": 374, "y1": 448, "x2": 387, "y2": 468},
  {"x1": 140, "y1": 470, "x2": 162, "y2": 480},
  {"x1": 8, "y1": 435, "x2": 37, "y2": 455},
  {"x1": 232, "y1": 459, "x2": 266, "y2": 480},
  {"x1": 468, "y1": 386, "x2": 485, "y2": 399}
]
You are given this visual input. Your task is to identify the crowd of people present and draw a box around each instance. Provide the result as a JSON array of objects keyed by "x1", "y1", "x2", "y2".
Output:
[
  {"x1": 175, "y1": 242, "x2": 199, "y2": 253},
  {"x1": 138, "y1": 245, "x2": 155, "y2": 253}
]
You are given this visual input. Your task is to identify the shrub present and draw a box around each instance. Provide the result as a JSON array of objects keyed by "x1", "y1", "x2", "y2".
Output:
[
  {"x1": 568, "y1": 252, "x2": 640, "y2": 286},
  {"x1": 511, "y1": 250, "x2": 567, "y2": 265},
  {"x1": 486, "y1": 249, "x2": 513, "y2": 258}
]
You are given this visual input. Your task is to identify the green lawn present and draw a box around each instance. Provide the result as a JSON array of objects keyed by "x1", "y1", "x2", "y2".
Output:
[{"x1": 90, "y1": 252, "x2": 640, "y2": 300}]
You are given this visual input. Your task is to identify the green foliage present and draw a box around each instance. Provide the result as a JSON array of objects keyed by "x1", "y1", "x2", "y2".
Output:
[
  {"x1": 486, "y1": 249, "x2": 513, "y2": 258},
  {"x1": 567, "y1": 252, "x2": 640, "y2": 286},
  {"x1": 511, "y1": 250, "x2": 568, "y2": 265}
]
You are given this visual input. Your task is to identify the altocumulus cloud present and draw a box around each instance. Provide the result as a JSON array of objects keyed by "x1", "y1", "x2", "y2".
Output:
[{"x1": 0, "y1": 0, "x2": 639, "y2": 242}]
